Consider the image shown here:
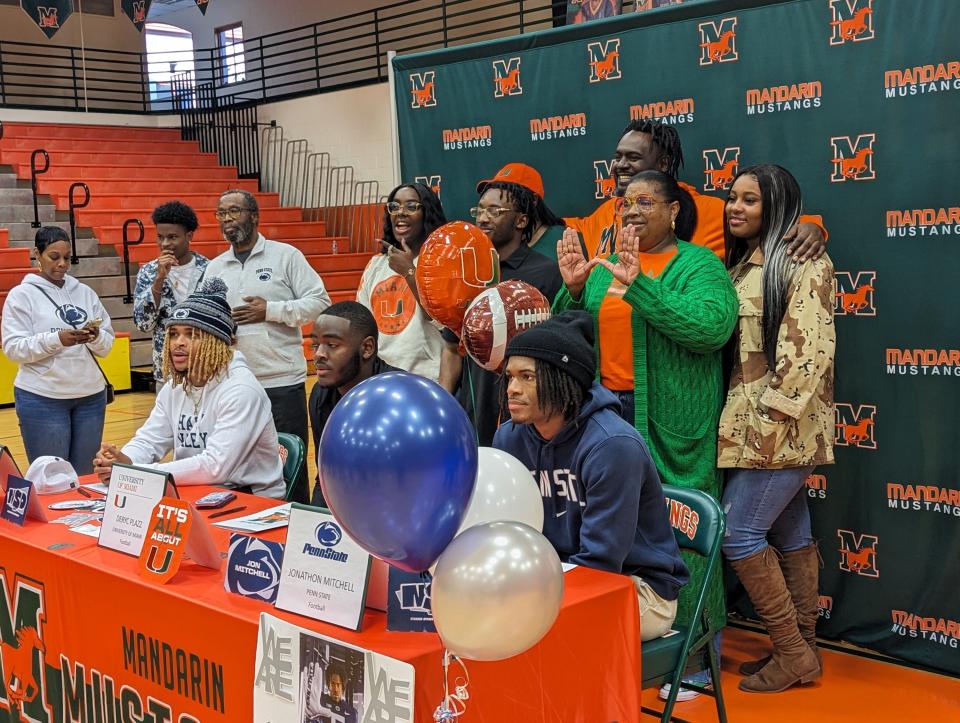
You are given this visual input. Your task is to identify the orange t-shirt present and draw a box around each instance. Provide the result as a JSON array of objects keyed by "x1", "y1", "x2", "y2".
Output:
[
  {"x1": 598, "y1": 249, "x2": 678, "y2": 390},
  {"x1": 564, "y1": 182, "x2": 826, "y2": 260}
]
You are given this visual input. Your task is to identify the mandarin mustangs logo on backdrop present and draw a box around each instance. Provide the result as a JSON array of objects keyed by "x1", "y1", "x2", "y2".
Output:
[
  {"x1": 530, "y1": 113, "x2": 587, "y2": 142},
  {"x1": 698, "y1": 17, "x2": 738, "y2": 65},
  {"x1": 818, "y1": 595, "x2": 833, "y2": 620},
  {"x1": 587, "y1": 39, "x2": 621, "y2": 82},
  {"x1": 891, "y1": 610, "x2": 960, "y2": 650},
  {"x1": 885, "y1": 348, "x2": 960, "y2": 378},
  {"x1": 746, "y1": 81, "x2": 823, "y2": 115},
  {"x1": 828, "y1": 0, "x2": 874, "y2": 45},
  {"x1": 414, "y1": 175, "x2": 441, "y2": 198},
  {"x1": 834, "y1": 271, "x2": 876, "y2": 315},
  {"x1": 886, "y1": 206, "x2": 960, "y2": 238},
  {"x1": 885, "y1": 62, "x2": 960, "y2": 99},
  {"x1": 492, "y1": 57, "x2": 523, "y2": 97},
  {"x1": 702, "y1": 147, "x2": 740, "y2": 192},
  {"x1": 837, "y1": 529, "x2": 879, "y2": 577},
  {"x1": 835, "y1": 403, "x2": 877, "y2": 449},
  {"x1": 806, "y1": 472, "x2": 828, "y2": 499},
  {"x1": 442, "y1": 125, "x2": 493, "y2": 151},
  {"x1": 830, "y1": 133, "x2": 876, "y2": 182},
  {"x1": 593, "y1": 160, "x2": 615, "y2": 199},
  {"x1": 409, "y1": 71, "x2": 437, "y2": 108},
  {"x1": 887, "y1": 482, "x2": 960, "y2": 517},
  {"x1": 630, "y1": 97, "x2": 695, "y2": 125}
]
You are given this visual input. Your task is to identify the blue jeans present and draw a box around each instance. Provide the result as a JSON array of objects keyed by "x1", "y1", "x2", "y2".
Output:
[
  {"x1": 15, "y1": 387, "x2": 107, "y2": 476},
  {"x1": 721, "y1": 466, "x2": 816, "y2": 561}
]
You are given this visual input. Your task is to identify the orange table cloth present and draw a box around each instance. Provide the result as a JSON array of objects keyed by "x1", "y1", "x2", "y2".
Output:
[{"x1": 0, "y1": 484, "x2": 642, "y2": 722}]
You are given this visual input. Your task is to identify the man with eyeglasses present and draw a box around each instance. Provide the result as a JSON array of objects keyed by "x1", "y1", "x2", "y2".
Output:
[
  {"x1": 204, "y1": 189, "x2": 331, "y2": 504},
  {"x1": 437, "y1": 164, "x2": 562, "y2": 445},
  {"x1": 564, "y1": 118, "x2": 827, "y2": 261}
]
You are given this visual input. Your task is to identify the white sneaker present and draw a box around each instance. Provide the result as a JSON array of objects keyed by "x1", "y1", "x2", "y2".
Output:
[{"x1": 658, "y1": 683, "x2": 701, "y2": 702}]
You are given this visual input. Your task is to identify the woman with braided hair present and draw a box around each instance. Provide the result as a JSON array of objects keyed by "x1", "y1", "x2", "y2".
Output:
[{"x1": 93, "y1": 279, "x2": 285, "y2": 498}]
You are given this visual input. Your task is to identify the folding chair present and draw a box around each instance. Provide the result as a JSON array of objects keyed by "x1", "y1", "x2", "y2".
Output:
[{"x1": 276, "y1": 432, "x2": 305, "y2": 501}]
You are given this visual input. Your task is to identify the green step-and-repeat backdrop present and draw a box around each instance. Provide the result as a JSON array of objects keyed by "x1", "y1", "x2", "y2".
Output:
[{"x1": 393, "y1": 0, "x2": 960, "y2": 674}]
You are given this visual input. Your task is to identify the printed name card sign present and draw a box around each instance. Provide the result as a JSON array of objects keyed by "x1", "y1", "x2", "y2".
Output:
[
  {"x1": 99, "y1": 463, "x2": 177, "y2": 556},
  {"x1": 1, "y1": 476, "x2": 47, "y2": 526},
  {"x1": 225, "y1": 533, "x2": 285, "y2": 604},
  {"x1": 138, "y1": 496, "x2": 221, "y2": 584},
  {"x1": 275, "y1": 504, "x2": 372, "y2": 631}
]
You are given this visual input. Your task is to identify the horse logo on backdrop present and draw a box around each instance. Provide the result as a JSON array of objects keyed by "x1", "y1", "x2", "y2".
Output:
[
  {"x1": 593, "y1": 160, "x2": 615, "y2": 199},
  {"x1": 835, "y1": 403, "x2": 877, "y2": 449},
  {"x1": 0, "y1": 573, "x2": 47, "y2": 722},
  {"x1": 698, "y1": 17, "x2": 738, "y2": 65},
  {"x1": 834, "y1": 271, "x2": 876, "y2": 316},
  {"x1": 587, "y1": 39, "x2": 621, "y2": 82},
  {"x1": 837, "y1": 530, "x2": 879, "y2": 577},
  {"x1": 830, "y1": 133, "x2": 876, "y2": 182},
  {"x1": 493, "y1": 57, "x2": 523, "y2": 97},
  {"x1": 410, "y1": 71, "x2": 437, "y2": 108},
  {"x1": 702, "y1": 147, "x2": 740, "y2": 192},
  {"x1": 829, "y1": 0, "x2": 874, "y2": 45},
  {"x1": 414, "y1": 175, "x2": 441, "y2": 198}
]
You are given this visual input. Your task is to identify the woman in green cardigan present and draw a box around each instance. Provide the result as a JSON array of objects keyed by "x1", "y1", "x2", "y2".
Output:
[{"x1": 554, "y1": 169, "x2": 738, "y2": 688}]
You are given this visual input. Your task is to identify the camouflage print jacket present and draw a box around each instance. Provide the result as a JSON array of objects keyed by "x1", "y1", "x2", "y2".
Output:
[{"x1": 718, "y1": 248, "x2": 836, "y2": 469}]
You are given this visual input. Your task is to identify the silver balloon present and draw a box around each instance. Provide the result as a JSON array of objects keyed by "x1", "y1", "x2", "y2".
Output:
[{"x1": 431, "y1": 521, "x2": 564, "y2": 661}]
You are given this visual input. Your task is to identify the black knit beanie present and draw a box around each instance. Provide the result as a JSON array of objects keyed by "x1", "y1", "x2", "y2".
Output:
[
  {"x1": 164, "y1": 277, "x2": 236, "y2": 344},
  {"x1": 504, "y1": 310, "x2": 596, "y2": 389}
]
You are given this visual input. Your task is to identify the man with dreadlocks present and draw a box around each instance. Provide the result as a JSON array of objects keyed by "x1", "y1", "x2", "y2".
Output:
[
  {"x1": 93, "y1": 279, "x2": 285, "y2": 498},
  {"x1": 564, "y1": 118, "x2": 828, "y2": 260},
  {"x1": 437, "y1": 163, "x2": 563, "y2": 445},
  {"x1": 493, "y1": 310, "x2": 688, "y2": 641}
]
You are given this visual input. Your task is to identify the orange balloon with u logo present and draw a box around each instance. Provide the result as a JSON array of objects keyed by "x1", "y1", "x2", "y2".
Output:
[{"x1": 415, "y1": 221, "x2": 500, "y2": 332}]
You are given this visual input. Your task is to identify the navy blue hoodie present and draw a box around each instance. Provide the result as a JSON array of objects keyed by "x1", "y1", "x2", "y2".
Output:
[{"x1": 493, "y1": 383, "x2": 689, "y2": 601}]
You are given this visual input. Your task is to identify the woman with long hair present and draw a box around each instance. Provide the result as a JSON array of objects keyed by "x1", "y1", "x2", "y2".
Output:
[
  {"x1": 357, "y1": 182, "x2": 447, "y2": 381},
  {"x1": 554, "y1": 169, "x2": 738, "y2": 651},
  {"x1": 719, "y1": 164, "x2": 836, "y2": 693}
]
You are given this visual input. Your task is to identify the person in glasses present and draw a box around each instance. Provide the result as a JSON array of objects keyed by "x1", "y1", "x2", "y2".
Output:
[
  {"x1": 554, "y1": 170, "x2": 737, "y2": 682},
  {"x1": 203, "y1": 189, "x2": 330, "y2": 504},
  {"x1": 356, "y1": 182, "x2": 447, "y2": 381}
]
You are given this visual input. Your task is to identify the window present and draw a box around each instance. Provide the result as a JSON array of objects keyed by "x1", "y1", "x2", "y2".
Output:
[
  {"x1": 145, "y1": 22, "x2": 195, "y2": 105},
  {"x1": 216, "y1": 23, "x2": 246, "y2": 84}
]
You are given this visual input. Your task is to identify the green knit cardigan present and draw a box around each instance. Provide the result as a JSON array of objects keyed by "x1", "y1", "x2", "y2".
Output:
[{"x1": 553, "y1": 241, "x2": 738, "y2": 495}]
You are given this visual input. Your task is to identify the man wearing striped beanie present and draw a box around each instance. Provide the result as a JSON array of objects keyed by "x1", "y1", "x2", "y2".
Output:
[{"x1": 93, "y1": 279, "x2": 285, "y2": 498}]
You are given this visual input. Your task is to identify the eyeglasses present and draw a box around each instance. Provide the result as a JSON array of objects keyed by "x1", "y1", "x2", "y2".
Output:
[
  {"x1": 617, "y1": 195, "x2": 670, "y2": 213},
  {"x1": 215, "y1": 207, "x2": 251, "y2": 221},
  {"x1": 469, "y1": 205, "x2": 515, "y2": 220},
  {"x1": 386, "y1": 201, "x2": 423, "y2": 215}
]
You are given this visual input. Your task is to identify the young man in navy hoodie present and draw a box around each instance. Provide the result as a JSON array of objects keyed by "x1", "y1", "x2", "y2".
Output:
[{"x1": 493, "y1": 311, "x2": 688, "y2": 641}]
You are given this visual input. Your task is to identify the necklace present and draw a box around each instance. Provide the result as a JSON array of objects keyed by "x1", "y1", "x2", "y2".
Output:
[{"x1": 184, "y1": 383, "x2": 205, "y2": 416}]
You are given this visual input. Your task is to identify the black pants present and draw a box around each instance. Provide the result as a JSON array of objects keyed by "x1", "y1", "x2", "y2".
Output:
[{"x1": 265, "y1": 382, "x2": 309, "y2": 504}]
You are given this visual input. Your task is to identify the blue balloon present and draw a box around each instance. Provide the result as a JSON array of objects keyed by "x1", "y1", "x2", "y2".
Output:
[{"x1": 318, "y1": 372, "x2": 478, "y2": 573}]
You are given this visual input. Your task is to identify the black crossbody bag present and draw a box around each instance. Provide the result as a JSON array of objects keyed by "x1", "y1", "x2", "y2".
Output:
[{"x1": 32, "y1": 285, "x2": 115, "y2": 404}]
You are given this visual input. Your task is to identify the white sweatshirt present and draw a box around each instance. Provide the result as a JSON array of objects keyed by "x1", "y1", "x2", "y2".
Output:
[
  {"x1": 121, "y1": 353, "x2": 286, "y2": 498},
  {"x1": 1, "y1": 273, "x2": 115, "y2": 399},
  {"x1": 203, "y1": 234, "x2": 331, "y2": 388}
]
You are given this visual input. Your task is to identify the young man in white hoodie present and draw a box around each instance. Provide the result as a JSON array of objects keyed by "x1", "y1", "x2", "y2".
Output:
[
  {"x1": 203, "y1": 189, "x2": 330, "y2": 503},
  {"x1": 93, "y1": 279, "x2": 285, "y2": 499}
]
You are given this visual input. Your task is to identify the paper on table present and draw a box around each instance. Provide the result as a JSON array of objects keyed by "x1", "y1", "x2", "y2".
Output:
[
  {"x1": 83, "y1": 483, "x2": 110, "y2": 494},
  {"x1": 211, "y1": 503, "x2": 292, "y2": 532},
  {"x1": 51, "y1": 512, "x2": 102, "y2": 527},
  {"x1": 70, "y1": 523, "x2": 103, "y2": 538},
  {"x1": 562, "y1": 563, "x2": 577, "y2": 573}
]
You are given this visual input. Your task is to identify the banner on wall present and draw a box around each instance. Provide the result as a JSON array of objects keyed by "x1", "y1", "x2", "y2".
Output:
[
  {"x1": 393, "y1": 0, "x2": 960, "y2": 675},
  {"x1": 121, "y1": 0, "x2": 152, "y2": 32},
  {"x1": 20, "y1": 0, "x2": 73, "y2": 39},
  {"x1": 195, "y1": 0, "x2": 211, "y2": 14}
]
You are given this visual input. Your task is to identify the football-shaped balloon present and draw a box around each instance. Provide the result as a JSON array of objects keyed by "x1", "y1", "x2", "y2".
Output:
[
  {"x1": 415, "y1": 221, "x2": 500, "y2": 331},
  {"x1": 461, "y1": 280, "x2": 551, "y2": 372}
]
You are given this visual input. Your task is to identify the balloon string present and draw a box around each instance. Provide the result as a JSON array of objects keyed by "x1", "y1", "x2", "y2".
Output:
[{"x1": 433, "y1": 649, "x2": 470, "y2": 722}]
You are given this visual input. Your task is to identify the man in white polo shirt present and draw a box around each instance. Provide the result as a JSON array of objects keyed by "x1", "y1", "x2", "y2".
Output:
[{"x1": 203, "y1": 189, "x2": 330, "y2": 503}]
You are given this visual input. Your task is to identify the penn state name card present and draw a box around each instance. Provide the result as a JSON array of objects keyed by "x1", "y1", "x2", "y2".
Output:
[{"x1": 275, "y1": 504, "x2": 372, "y2": 631}]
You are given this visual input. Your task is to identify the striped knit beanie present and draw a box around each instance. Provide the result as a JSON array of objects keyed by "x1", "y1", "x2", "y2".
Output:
[{"x1": 164, "y1": 277, "x2": 236, "y2": 344}]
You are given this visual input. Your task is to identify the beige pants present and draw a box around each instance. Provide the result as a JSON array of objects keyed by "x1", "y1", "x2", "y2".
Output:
[{"x1": 632, "y1": 576, "x2": 679, "y2": 641}]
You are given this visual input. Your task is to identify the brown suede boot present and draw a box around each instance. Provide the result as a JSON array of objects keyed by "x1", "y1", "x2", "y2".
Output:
[
  {"x1": 730, "y1": 546, "x2": 821, "y2": 692},
  {"x1": 739, "y1": 544, "x2": 823, "y2": 676}
]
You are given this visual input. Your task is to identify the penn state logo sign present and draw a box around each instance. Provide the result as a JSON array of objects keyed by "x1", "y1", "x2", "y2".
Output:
[{"x1": 315, "y1": 520, "x2": 343, "y2": 547}]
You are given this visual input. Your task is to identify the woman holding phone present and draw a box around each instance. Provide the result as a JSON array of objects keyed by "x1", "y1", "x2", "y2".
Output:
[
  {"x1": 2, "y1": 226, "x2": 114, "y2": 474},
  {"x1": 356, "y1": 182, "x2": 447, "y2": 381}
]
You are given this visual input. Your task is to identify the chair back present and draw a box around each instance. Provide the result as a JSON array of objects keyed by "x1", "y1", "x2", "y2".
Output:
[
  {"x1": 277, "y1": 432, "x2": 306, "y2": 501},
  {"x1": 661, "y1": 484, "x2": 724, "y2": 559}
]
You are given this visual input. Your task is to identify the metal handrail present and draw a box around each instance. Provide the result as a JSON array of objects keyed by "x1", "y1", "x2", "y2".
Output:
[
  {"x1": 29, "y1": 149, "x2": 49, "y2": 229},
  {"x1": 121, "y1": 219, "x2": 145, "y2": 304},
  {"x1": 67, "y1": 182, "x2": 90, "y2": 265}
]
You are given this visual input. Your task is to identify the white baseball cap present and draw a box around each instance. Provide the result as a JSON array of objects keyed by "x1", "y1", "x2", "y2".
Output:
[{"x1": 25, "y1": 456, "x2": 80, "y2": 495}]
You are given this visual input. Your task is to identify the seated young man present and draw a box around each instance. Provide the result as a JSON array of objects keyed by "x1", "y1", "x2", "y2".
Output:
[
  {"x1": 94, "y1": 279, "x2": 285, "y2": 498},
  {"x1": 308, "y1": 301, "x2": 398, "y2": 506},
  {"x1": 493, "y1": 311, "x2": 689, "y2": 641}
]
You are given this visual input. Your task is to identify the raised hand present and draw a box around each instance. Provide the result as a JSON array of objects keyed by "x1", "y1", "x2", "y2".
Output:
[
  {"x1": 557, "y1": 228, "x2": 591, "y2": 298},
  {"x1": 591, "y1": 225, "x2": 641, "y2": 287}
]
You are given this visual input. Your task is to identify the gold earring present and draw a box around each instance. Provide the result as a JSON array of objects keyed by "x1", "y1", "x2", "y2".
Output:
[{"x1": 671, "y1": 220, "x2": 676, "y2": 231}]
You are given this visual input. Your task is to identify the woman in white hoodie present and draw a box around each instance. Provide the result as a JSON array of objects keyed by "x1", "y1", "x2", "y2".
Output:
[
  {"x1": 2, "y1": 227, "x2": 114, "y2": 474},
  {"x1": 93, "y1": 278, "x2": 285, "y2": 498}
]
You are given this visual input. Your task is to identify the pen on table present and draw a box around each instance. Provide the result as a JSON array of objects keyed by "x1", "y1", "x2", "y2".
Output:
[
  {"x1": 208, "y1": 506, "x2": 247, "y2": 519},
  {"x1": 76, "y1": 487, "x2": 92, "y2": 498}
]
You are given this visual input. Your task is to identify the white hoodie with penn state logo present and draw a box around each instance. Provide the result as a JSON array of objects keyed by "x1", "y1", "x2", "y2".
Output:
[{"x1": 1, "y1": 273, "x2": 115, "y2": 399}]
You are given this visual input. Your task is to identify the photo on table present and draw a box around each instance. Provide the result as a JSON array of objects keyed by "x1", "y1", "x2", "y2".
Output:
[{"x1": 298, "y1": 633, "x2": 365, "y2": 723}]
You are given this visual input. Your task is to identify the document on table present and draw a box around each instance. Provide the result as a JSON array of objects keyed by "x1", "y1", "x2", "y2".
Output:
[
  {"x1": 211, "y1": 503, "x2": 292, "y2": 532},
  {"x1": 83, "y1": 483, "x2": 110, "y2": 494}
]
